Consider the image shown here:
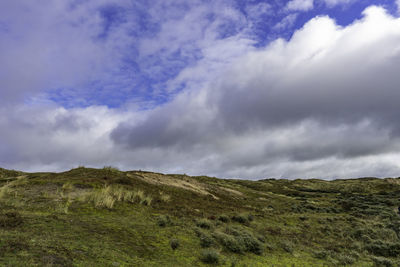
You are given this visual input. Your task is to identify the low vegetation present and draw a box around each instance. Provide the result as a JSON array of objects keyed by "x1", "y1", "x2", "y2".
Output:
[{"x1": 0, "y1": 167, "x2": 399, "y2": 266}]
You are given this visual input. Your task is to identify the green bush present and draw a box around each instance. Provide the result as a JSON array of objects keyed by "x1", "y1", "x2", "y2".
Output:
[
  {"x1": 280, "y1": 240, "x2": 294, "y2": 254},
  {"x1": 366, "y1": 241, "x2": 400, "y2": 257},
  {"x1": 228, "y1": 228, "x2": 263, "y2": 255},
  {"x1": 170, "y1": 238, "x2": 179, "y2": 250},
  {"x1": 313, "y1": 250, "x2": 328, "y2": 259},
  {"x1": 0, "y1": 211, "x2": 23, "y2": 228},
  {"x1": 213, "y1": 232, "x2": 243, "y2": 253},
  {"x1": 372, "y1": 256, "x2": 394, "y2": 267},
  {"x1": 336, "y1": 254, "x2": 356, "y2": 265},
  {"x1": 200, "y1": 249, "x2": 219, "y2": 264},
  {"x1": 103, "y1": 166, "x2": 120, "y2": 173},
  {"x1": 218, "y1": 215, "x2": 229, "y2": 223},
  {"x1": 196, "y1": 219, "x2": 212, "y2": 229},
  {"x1": 213, "y1": 227, "x2": 263, "y2": 255},
  {"x1": 157, "y1": 215, "x2": 172, "y2": 227},
  {"x1": 231, "y1": 214, "x2": 248, "y2": 224},
  {"x1": 198, "y1": 231, "x2": 215, "y2": 248}
]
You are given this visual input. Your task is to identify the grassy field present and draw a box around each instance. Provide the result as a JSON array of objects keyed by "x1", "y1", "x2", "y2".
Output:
[{"x1": 0, "y1": 167, "x2": 399, "y2": 266}]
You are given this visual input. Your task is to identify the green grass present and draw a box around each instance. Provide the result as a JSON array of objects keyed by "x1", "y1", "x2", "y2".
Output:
[{"x1": 0, "y1": 167, "x2": 399, "y2": 266}]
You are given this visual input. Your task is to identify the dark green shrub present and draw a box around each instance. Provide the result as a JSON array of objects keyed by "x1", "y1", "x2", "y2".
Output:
[
  {"x1": 213, "y1": 232, "x2": 243, "y2": 253},
  {"x1": 242, "y1": 235, "x2": 263, "y2": 255},
  {"x1": 247, "y1": 214, "x2": 254, "y2": 222},
  {"x1": 200, "y1": 249, "x2": 219, "y2": 264},
  {"x1": 170, "y1": 238, "x2": 179, "y2": 250},
  {"x1": 199, "y1": 232, "x2": 215, "y2": 248},
  {"x1": 257, "y1": 235, "x2": 266, "y2": 243},
  {"x1": 337, "y1": 254, "x2": 356, "y2": 265},
  {"x1": 280, "y1": 240, "x2": 294, "y2": 254},
  {"x1": 215, "y1": 227, "x2": 263, "y2": 255},
  {"x1": 299, "y1": 216, "x2": 308, "y2": 221},
  {"x1": 157, "y1": 215, "x2": 172, "y2": 227},
  {"x1": 372, "y1": 256, "x2": 394, "y2": 267},
  {"x1": 218, "y1": 215, "x2": 229, "y2": 223},
  {"x1": 313, "y1": 250, "x2": 328, "y2": 259},
  {"x1": 229, "y1": 228, "x2": 263, "y2": 255},
  {"x1": 0, "y1": 212, "x2": 23, "y2": 228},
  {"x1": 366, "y1": 241, "x2": 400, "y2": 257},
  {"x1": 197, "y1": 219, "x2": 212, "y2": 229},
  {"x1": 231, "y1": 214, "x2": 248, "y2": 224}
]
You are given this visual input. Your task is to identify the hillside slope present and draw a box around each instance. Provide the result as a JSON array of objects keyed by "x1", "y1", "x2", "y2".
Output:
[{"x1": 0, "y1": 167, "x2": 399, "y2": 266}]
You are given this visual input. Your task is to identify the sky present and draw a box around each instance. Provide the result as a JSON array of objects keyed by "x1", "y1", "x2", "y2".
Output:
[{"x1": 1, "y1": 0, "x2": 400, "y2": 179}]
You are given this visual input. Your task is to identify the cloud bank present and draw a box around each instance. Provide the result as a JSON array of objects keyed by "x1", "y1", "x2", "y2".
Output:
[
  {"x1": 112, "y1": 6, "x2": 400, "y2": 178},
  {"x1": 1, "y1": 2, "x2": 400, "y2": 179}
]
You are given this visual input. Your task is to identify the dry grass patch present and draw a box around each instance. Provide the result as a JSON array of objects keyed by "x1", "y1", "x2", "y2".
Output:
[
  {"x1": 127, "y1": 172, "x2": 219, "y2": 199},
  {"x1": 0, "y1": 176, "x2": 28, "y2": 199},
  {"x1": 82, "y1": 185, "x2": 153, "y2": 209}
]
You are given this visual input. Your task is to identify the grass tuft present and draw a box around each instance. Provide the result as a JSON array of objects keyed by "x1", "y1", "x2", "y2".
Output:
[{"x1": 83, "y1": 185, "x2": 152, "y2": 209}]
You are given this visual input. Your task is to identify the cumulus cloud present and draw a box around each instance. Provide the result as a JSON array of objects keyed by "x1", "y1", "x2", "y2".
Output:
[
  {"x1": 286, "y1": 0, "x2": 314, "y2": 12},
  {"x1": 111, "y1": 6, "x2": 400, "y2": 179}
]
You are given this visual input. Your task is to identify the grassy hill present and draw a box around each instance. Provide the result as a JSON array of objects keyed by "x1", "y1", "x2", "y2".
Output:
[{"x1": 0, "y1": 167, "x2": 400, "y2": 266}]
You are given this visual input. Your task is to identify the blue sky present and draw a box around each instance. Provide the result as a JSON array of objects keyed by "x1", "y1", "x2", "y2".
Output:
[
  {"x1": 35, "y1": 0, "x2": 400, "y2": 108},
  {"x1": 1, "y1": 0, "x2": 400, "y2": 179}
]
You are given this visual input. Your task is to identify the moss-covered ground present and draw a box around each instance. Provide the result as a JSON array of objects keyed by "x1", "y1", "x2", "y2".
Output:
[{"x1": 0, "y1": 167, "x2": 399, "y2": 266}]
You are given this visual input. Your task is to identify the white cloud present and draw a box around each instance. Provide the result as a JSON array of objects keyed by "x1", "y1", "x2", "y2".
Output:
[
  {"x1": 322, "y1": 0, "x2": 353, "y2": 8},
  {"x1": 286, "y1": 0, "x2": 314, "y2": 11},
  {"x1": 273, "y1": 14, "x2": 299, "y2": 31},
  {"x1": 112, "y1": 6, "x2": 400, "y2": 179},
  {"x1": 0, "y1": 0, "x2": 140, "y2": 105},
  {"x1": 2, "y1": 3, "x2": 400, "y2": 179},
  {"x1": 396, "y1": 0, "x2": 400, "y2": 13}
]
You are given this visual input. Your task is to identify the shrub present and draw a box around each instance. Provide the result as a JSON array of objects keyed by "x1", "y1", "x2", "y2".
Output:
[
  {"x1": 372, "y1": 256, "x2": 394, "y2": 267},
  {"x1": 170, "y1": 238, "x2": 179, "y2": 250},
  {"x1": 231, "y1": 229, "x2": 263, "y2": 255},
  {"x1": 280, "y1": 240, "x2": 294, "y2": 254},
  {"x1": 213, "y1": 232, "x2": 243, "y2": 253},
  {"x1": 103, "y1": 166, "x2": 120, "y2": 173},
  {"x1": 313, "y1": 250, "x2": 328, "y2": 259},
  {"x1": 336, "y1": 254, "x2": 356, "y2": 265},
  {"x1": 200, "y1": 249, "x2": 219, "y2": 264},
  {"x1": 0, "y1": 211, "x2": 23, "y2": 228},
  {"x1": 366, "y1": 241, "x2": 400, "y2": 257},
  {"x1": 231, "y1": 214, "x2": 248, "y2": 224},
  {"x1": 214, "y1": 227, "x2": 263, "y2": 255},
  {"x1": 197, "y1": 219, "x2": 212, "y2": 229},
  {"x1": 257, "y1": 235, "x2": 266, "y2": 243},
  {"x1": 157, "y1": 215, "x2": 172, "y2": 227},
  {"x1": 218, "y1": 215, "x2": 229, "y2": 223},
  {"x1": 197, "y1": 231, "x2": 215, "y2": 248},
  {"x1": 247, "y1": 214, "x2": 254, "y2": 222}
]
